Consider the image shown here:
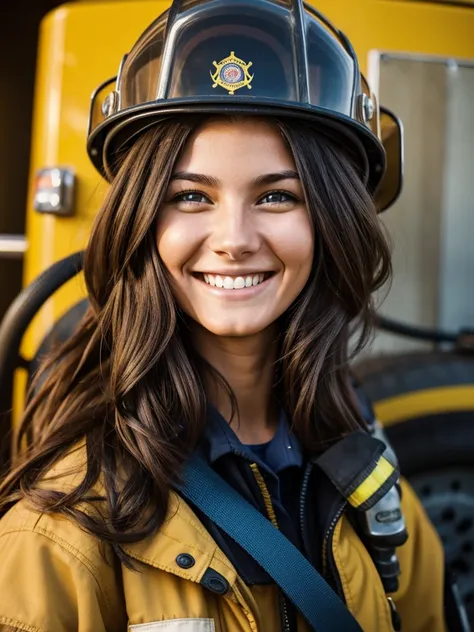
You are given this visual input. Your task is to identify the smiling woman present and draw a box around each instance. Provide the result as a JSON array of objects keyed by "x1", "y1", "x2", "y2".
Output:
[
  {"x1": 158, "y1": 118, "x2": 314, "y2": 339},
  {"x1": 0, "y1": 1, "x2": 453, "y2": 632}
]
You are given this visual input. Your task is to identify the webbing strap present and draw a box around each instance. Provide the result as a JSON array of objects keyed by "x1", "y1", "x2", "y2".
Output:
[{"x1": 178, "y1": 454, "x2": 363, "y2": 632}]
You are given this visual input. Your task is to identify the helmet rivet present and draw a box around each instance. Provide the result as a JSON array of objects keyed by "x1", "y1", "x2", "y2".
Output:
[
  {"x1": 102, "y1": 91, "x2": 119, "y2": 118},
  {"x1": 362, "y1": 94, "x2": 374, "y2": 123}
]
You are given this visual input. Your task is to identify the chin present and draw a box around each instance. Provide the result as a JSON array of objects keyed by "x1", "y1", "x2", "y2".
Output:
[{"x1": 200, "y1": 319, "x2": 270, "y2": 338}]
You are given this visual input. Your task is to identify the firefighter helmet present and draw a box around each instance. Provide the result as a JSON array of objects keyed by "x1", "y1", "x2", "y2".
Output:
[{"x1": 87, "y1": 0, "x2": 403, "y2": 211}]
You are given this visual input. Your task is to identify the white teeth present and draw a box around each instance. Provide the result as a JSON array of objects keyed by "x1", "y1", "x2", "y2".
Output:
[{"x1": 202, "y1": 273, "x2": 268, "y2": 290}]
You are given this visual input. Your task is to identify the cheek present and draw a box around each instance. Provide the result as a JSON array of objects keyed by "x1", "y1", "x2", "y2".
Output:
[
  {"x1": 156, "y1": 215, "x2": 201, "y2": 276},
  {"x1": 270, "y1": 215, "x2": 314, "y2": 276}
]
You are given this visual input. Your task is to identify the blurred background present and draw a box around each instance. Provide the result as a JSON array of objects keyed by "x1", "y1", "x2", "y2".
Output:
[{"x1": 0, "y1": 0, "x2": 473, "y2": 621}]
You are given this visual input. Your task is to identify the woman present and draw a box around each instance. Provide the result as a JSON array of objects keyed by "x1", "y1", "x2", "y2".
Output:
[{"x1": 0, "y1": 1, "x2": 450, "y2": 631}]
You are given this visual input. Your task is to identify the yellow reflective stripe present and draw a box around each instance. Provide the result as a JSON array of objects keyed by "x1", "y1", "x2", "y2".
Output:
[{"x1": 348, "y1": 456, "x2": 395, "y2": 508}]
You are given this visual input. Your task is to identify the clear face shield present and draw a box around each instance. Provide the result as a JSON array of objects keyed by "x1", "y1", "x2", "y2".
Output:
[{"x1": 88, "y1": 0, "x2": 403, "y2": 211}]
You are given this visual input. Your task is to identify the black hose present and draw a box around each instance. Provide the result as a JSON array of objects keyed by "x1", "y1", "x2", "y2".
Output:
[
  {"x1": 377, "y1": 315, "x2": 458, "y2": 344},
  {"x1": 0, "y1": 251, "x2": 84, "y2": 389}
]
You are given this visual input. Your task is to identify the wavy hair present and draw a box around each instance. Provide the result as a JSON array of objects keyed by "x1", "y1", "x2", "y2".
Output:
[{"x1": 0, "y1": 115, "x2": 391, "y2": 563}]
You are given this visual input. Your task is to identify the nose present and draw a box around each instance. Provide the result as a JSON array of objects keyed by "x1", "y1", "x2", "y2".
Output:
[{"x1": 208, "y1": 202, "x2": 261, "y2": 260}]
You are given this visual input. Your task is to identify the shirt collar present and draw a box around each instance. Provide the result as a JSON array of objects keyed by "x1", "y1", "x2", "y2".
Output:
[{"x1": 201, "y1": 406, "x2": 303, "y2": 474}]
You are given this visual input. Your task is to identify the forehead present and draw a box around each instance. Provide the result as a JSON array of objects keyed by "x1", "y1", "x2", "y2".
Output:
[{"x1": 174, "y1": 117, "x2": 297, "y2": 175}]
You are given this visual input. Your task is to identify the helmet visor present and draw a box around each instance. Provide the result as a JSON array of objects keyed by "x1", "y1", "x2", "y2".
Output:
[{"x1": 117, "y1": 0, "x2": 357, "y2": 116}]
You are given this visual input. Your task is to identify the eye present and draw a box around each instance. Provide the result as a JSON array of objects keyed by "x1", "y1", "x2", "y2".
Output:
[
  {"x1": 171, "y1": 190, "x2": 212, "y2": 206},
  {"x1": 257, "y1": 191, "x2": 298, "y2": 206}
]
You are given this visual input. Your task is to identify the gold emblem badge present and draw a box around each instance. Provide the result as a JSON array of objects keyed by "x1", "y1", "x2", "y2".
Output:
[{"x1": 210, "y1": 51, "x2": 253, "y2": 95}]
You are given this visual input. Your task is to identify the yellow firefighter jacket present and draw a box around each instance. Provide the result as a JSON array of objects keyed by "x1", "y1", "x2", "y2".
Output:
[{"x1": 0, "y1": 446, "x2": 446, "y2": 632}]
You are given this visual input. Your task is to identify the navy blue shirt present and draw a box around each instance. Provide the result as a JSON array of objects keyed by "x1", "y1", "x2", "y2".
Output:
[
  {"x1": 203, "y1": 407, "x2": 305, "y2": 541},
  {"x1": 205, "y1": 407, "x2": 303, "y2": 473}
]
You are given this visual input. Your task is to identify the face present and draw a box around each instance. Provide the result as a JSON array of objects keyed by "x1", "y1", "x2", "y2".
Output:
[{"x1": 156, "y1": 118, "x2": 314, "y2": 337}]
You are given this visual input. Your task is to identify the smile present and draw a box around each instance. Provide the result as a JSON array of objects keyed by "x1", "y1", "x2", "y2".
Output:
[{"x1": 195, "y1": 272, "x2": 274, "y2": 290}]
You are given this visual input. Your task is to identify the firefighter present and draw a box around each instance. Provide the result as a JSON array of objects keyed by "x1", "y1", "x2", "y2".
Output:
[{"x1": 0, "y1": 1, "x2": 465, "y2": 631}]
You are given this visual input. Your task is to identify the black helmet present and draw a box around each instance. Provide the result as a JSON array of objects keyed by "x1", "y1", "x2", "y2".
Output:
[{"x1": 87, "y1": 0, "x2": 403, "y2": 211}]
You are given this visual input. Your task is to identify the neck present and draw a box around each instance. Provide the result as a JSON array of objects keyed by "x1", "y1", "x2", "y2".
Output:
[{"x1": 191, "y1": 324, "x2": 280, "y2": 445}]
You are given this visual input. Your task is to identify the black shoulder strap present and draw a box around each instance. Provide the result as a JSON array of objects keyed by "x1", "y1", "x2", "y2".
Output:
[{"x1": 176, "y1": 454, "x2": 363, "y2": 632}]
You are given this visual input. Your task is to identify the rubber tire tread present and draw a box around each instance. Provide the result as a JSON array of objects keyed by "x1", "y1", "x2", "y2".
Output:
[{"x1": 355, "y1": 351, "x2": 474, "y2": 404}]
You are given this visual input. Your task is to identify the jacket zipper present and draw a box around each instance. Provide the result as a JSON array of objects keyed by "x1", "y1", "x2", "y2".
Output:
[
  {"x1": 300, "y1": 460, "x2": 346, "y2": 601},
  {"x1": 299, "y1": 461, "x2": 313, "y2": 556},
  {"x1": 249, "y1": 462, "x2": 293, "y2": 632},
  {"x1": 281, "y1": 594, "x2": 292, "y2": 632},
  {"x1": 322, "y1": 498, "x2": 402, "y2": 630},
  {"x1": 322, "y1": 500, "x2": 347, "y2": 598},
  {"x1": 250, "y1": 460, "x2": 350, "y2": 628}
]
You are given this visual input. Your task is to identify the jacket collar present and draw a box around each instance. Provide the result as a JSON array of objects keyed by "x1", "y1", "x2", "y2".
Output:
[
  {"x1": 123, "y1": 491, "x2": 239, "y2": 589},
  {"x1": 42, "y1": 443, "x2": 239, "y2": 589}
]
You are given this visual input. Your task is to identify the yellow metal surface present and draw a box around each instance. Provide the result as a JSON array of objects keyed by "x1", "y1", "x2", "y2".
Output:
[
  {"x1": 398, "y1": 0, "x2": 474, "y2": 5},
  {"x1": 374, "y1": 385, "x2": 474, "y2": 426},
  {"x1": 23, "y1": 1, "x2": 171, "y2": 353},
  {"x1": 13, "y1": 0, "x2": 474, "y2": 422}
]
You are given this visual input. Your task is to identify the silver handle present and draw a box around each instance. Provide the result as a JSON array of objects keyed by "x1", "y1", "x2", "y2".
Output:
[{"x1": 0, "y1": 235, "x2": 28, "y2": 260}]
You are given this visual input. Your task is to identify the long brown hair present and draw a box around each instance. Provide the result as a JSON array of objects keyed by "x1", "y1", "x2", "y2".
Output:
[{"x1": 0, "y1": 115, "x2": 391, "y2": 563}]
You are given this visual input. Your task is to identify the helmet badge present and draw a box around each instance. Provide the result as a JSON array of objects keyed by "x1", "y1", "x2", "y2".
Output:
[{"x1": 211, "y1": 51, "x2": 253, "y2": 95}]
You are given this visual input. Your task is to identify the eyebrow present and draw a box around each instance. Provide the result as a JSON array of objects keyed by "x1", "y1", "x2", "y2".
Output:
[
  {"x1": 170, "y1": 170, "x2": 300, "y2": 188},
  {"x1": 253, "y1": 170, "x2": 300, "y2": 186},
  {"x1": 170, "y1": 172, "x2": 219, "y2": 187}
]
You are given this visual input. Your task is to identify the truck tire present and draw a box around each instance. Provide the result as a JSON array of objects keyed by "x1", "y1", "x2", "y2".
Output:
[{"x1": 355, "y1": 351, "x2": 474, "y2": 620}]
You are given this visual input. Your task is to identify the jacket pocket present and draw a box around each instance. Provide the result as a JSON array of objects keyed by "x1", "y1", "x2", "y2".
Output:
[{"x1": 129, "y1": 619, "x2": 216, "y2": 632}]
